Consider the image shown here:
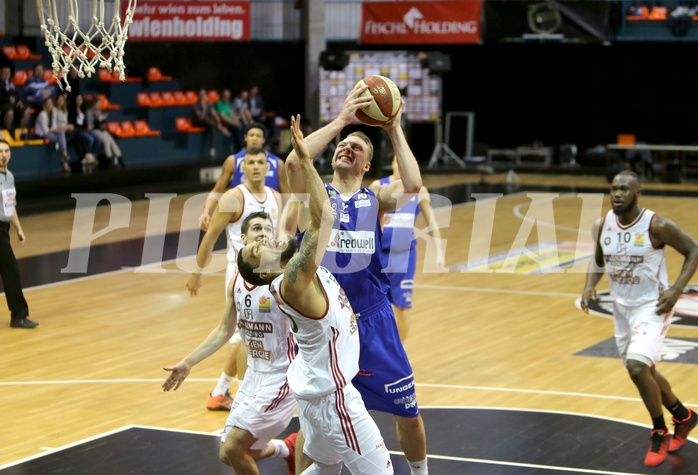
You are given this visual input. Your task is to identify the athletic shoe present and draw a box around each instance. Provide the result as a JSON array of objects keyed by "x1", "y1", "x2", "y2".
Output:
[
  {"x1": 644, "y1": 429, "x2": 671, "y2": 467},
  {"x1": 283, "y1": 432, "x2": 297, "y2": 475},
  {"x1": 205, "y1": 391, "x2": 233, "y2": 411},
  {"x1": 669, "y1": 409, "x2": 698, "y2": 453}
]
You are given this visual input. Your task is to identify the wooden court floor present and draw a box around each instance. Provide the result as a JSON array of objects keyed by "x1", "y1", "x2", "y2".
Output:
[{"x1": 1, "y1": 172, "x2": 698, "y2": 474}]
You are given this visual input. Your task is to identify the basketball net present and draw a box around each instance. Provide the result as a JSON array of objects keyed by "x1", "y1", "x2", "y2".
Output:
[{"x1": 36, "y1": 0, "x2": 137, "y2": 91}]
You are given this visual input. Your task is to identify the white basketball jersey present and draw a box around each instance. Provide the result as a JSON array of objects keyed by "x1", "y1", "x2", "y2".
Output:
[
  {"x1": 599, "y1": 209, "x2": 669, "y2": 306},
  {"x1": 232, "y1": 273, "x2": 296, "y2": 373},
  {"x1": 226, "y1": 184, "x2": 280, "y2": 263},
  {"x1": 269, "y1": 266, "x2": 360, "y2": 399}
]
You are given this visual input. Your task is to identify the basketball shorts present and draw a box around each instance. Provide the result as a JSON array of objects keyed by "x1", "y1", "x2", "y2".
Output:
[
  {"x1": 221, "y1": 370, "x2": 297, "y2": 450},
  {"x1": 298, "y1": 384, "x2": 393, "y2": 474},
  {"x1": 613, "y1": 300, "x2": 672, "y2": 367},
  {"x1": 385, "y1": 248, "x2": 416, "y2": 309},
  {"x1": 226, "y1": 261, "x2": 242, "y2": 344},
  {"x1": 352, "y1": 300, "x2": 420, "y2": 418}
]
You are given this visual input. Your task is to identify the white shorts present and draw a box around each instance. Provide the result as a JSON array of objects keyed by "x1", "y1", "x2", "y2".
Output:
[
  {"x1": 613, "y1": 300, "x2": 672, "y2": 366},
  {"x1": 226, "y1": 261, "x2": 242, "y2": 344},
  {"x1": 221, "y1": 370, "x2": 297, "y2": 450},
  {"x1": 297, "y1": 384, "x2": 393, "y2": 474}
]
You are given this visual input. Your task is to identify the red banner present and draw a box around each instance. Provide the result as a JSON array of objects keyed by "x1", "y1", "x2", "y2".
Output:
[
  {"x1": 125, "y1": 1, "x2": 250, "y2": 42},
  {"x1": 361, "y1": 1, "x2": 481, "y2": 45}
]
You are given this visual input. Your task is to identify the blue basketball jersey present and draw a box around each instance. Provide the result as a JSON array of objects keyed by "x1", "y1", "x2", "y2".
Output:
[
  {"x1": 378, "y1": 176, "x2": 420, "y2": 255},
  {"x1": 230, "y1": 150, "x2": 282, "y2": 191},
  {"x1": 320, "y1": 184, "x2": 389, "y2": 316}
]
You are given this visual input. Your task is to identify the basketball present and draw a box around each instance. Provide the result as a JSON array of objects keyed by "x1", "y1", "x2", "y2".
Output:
[{"x1": 355, "y1": 75, "x2": 401, "y2": 126}]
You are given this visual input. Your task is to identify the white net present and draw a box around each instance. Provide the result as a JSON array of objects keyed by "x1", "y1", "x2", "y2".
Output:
[{"x1": 36, "y1": 0, "x2": 138, "y2": 91}]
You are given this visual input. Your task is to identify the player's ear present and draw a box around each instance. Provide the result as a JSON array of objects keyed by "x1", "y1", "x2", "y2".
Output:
[{"x1": 240, "y1": 234, "x2": 247, "y2": 244}]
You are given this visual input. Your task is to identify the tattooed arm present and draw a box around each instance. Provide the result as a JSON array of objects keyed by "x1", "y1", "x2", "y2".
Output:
[{"x1": 279, "y1": 115, "x2": 333, "y2": 317}]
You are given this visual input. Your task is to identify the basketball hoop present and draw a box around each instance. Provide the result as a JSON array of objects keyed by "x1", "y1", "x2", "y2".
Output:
[{"x1": 36, "y1": 0, "x2": 138, "y2": 91}]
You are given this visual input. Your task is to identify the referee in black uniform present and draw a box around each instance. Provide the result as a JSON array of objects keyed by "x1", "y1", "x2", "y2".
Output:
[{"x1": 0, "y1": 139, "x2": 37, "y2": 328}]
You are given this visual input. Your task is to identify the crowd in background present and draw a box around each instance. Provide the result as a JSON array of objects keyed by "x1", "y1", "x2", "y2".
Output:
[{"x1": 0, "y1": 58, "x2": 125, "y2": 174}]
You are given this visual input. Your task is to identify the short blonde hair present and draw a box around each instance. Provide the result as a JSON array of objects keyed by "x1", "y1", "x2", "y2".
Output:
[{"x1": 346, "y1": 131, "x2": 374, "y2": 162}]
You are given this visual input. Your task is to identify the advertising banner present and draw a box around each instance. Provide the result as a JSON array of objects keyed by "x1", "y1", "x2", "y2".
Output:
[
  {"x1": 483, "y1": 0, "x2": 612, "y2": 44},
  {"x1": 125, "y1": 1, "x2": 250, "y2": 42},
  {"x1": 361, "y1": 1, "x2": 482, "y2": 45}
]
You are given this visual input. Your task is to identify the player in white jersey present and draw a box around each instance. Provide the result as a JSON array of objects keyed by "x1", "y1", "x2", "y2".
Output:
[
  {"x1": 187, "y1": 147, "x2": 283, "y2": 412},
  {"x1": 165, "y1": 212, "x2": 298, "y2": 475},
  {"x1": 581, "y1": 170, "x2": 698, "y2": 468},
  {"x1": 237, "y1": 116, "x2": 392, "y2": 475}
]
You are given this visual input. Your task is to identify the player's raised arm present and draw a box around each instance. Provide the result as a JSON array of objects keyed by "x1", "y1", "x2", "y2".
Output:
[{"x1": 279, "y1": 116, "x2": 332, "y2": 304}]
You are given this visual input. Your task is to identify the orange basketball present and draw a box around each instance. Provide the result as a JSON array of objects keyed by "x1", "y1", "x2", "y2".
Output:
[{"x1": 355, "y1": 75, "x2": 401, "y2": 126}]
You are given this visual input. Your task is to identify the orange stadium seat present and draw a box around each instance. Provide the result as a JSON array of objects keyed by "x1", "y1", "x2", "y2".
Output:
[
  {"x1": 15, "y1": 45, "x2": 42, "y2": 60},
  {"x1": 97, "y1": 94, "x2": 120, "y2": 110},
  {"x1": 184, "y1": 90, "x2": 198, "y2": 105},
  {"x1": 148, "y1": 92, "x2": 163, "y2": 107},
  {"x1": 160, "y1": 91, "x2": 175, "y2": 106},
  {"x1": 648, "y1": 6, "x2": 668, "y2": 20},
  {"x1": 120, "y1": 121, "x2": 136, "y2": 138},
  {"x1": 2, "y1": 45, "x2": 16, "y2": 59},
  {"x1": 617, "y1": 134, "x2": 636, "y2": 146},
  {"x1": 172, "y1": 91, "x2": 188, "y2": 105},
  {"x1": 136, "y1": 92, "x2": 150, "y2": 107},
  {"x1": 134, "y1": 120, "x2": 161, "y2": 136},
  {"x1": 206, "y1": 90, "x2": 220, "y2": 104},
  {"x1": 98, "y1": 68, "x2": 115, "y2": 82},
  {"x1": 176, "y1": 117, "x2": 205, "y2": 133},
  {"x1": 107, "y1": 121, "x2": 125, "y2": 137},
  {"x1": 12, "y1": 70, "x2": 27, "y2": 86},
  {"x1": 43, "y1": 69, "x2": 59, "y2": 85},
  {"x1": 626, "y1": 5, "x2": 649, "y2": 20},
  {"x1": 147, "y1": 66, "x2": 172, "y2": 82}
]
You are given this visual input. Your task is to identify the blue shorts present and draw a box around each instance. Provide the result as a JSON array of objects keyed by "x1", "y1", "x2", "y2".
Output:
[
  {"x1": 352, "y1": 299, "x2": 420, "y2": 418},
  {"x1": 385, "y1": 248, "x2": 416, "y2": 309}
]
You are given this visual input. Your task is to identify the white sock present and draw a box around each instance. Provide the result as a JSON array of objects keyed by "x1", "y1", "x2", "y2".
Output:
[
  {"x1": 211, "y1": 372, "x2": 233, "y2": 397},
  {"x1": 409, "y1": 458, "x2": 428, "y2": 475},
  {"x1": 270, "y1": 439, "x2": 290, "y2": 459}
]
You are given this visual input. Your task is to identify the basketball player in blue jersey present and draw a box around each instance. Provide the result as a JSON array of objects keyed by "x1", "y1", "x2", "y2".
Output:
[
  {"x1": 581, "y1": 171, "x2": 698, "y2": 467},
  {"x1": 237, "y1": 116, "x2": 393, "y2": 474},
  {"x1": 369, "y1": 155, "x2": 446, "y2": 346},
  {"x1": 286, "y1": 83, "x2": 429, "y2": 474},
  {"x1": 199, "y1": 122, "x2": 288, "y2": 231}
]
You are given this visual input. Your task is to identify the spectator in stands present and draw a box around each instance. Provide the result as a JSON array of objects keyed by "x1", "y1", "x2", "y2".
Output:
[
  {"x1": 86, "y1": 96, "x2": 125, "y2": 169},
  {"x1": 247, "y1": 84, "x2": 278, "y2": 149},
  {"x1": 53, "y1": 92, "x2": 77, "y2": 173},
  {"x1": 24, "y1": 63, "x2": 55, "y2": 110},
  {"x1": 34, "y1": 96, "x2": 71, "y2": 172},
  {"x1": 70, "y1": 95, "x2": 100, "y2": 170},
  {"x1": 246, "y1": 85, "x2": 266, "y2": 123},
  {"x1": 191, "y1": 88, "x2": 230, "y2": 159},
  {"x1": 233, "y1": 89, "x2": 253, "y2": 127},
  {"x1": 214, "y1": 88, "x2": 244, "y2": 152},
  {"x1": 0, "y1": 66, "x2": 30, "y2": 133}
]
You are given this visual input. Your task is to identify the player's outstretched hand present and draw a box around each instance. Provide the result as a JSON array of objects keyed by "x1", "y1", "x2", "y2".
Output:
[
  {"x1": 162, "y1": 361, "x2": 192, "y2": 391},
  {"x1": 290, "y1": 115, "x2": 310, "y2": 162}
]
